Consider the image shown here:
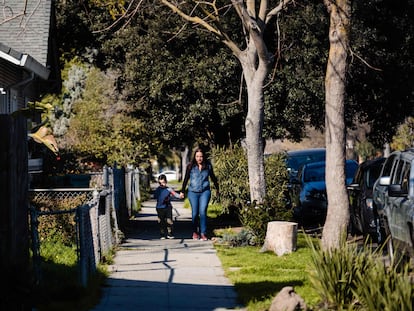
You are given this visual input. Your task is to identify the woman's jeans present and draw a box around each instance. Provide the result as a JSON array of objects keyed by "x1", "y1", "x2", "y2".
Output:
[{"x1": 187, "y1": 190, "x2": 211, "y2": 234}]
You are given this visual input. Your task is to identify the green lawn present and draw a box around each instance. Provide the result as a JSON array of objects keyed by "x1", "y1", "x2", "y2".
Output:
[{"x1": 214, "y1": 233, "x2": 320, "y2": 311}]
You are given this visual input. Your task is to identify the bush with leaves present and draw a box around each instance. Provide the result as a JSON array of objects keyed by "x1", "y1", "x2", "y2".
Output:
[
  {"x1": 211, "y1": 145, "x2": 291, "y2": 244},
  {"x1": 211, "y1": 144, "x2": 250, "y2": 212},
  {"x1": 31, "y1": 195, "x2": 88, "y2": 245},
  {"x1": 216, "y1": 228, "x2": 257, "y2": 247}
]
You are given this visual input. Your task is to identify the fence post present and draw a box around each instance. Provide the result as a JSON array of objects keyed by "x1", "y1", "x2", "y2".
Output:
[
  {"x1": 29, "y1": 206, "x2": 42, "y2": 285},
  {"x1": 77, "y1": 205, "x2": 88, "y2": 287},
  {"x1": 0, "y1": 115, "x2": 31, "y2": 310},
  {"x1": 125, "y1": 166, "x2": 132, "y2": 217},
  {"x1": 134, "y1": 167, "x2": 141, "y2": 202},
  {"x1": 113, "y1": 165, "x2": 127, "y2": 231}
]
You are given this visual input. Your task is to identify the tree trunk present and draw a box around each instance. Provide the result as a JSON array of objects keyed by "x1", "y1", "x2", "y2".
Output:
[
  {"x1": 245, "y1": 75, "x2": 266, "y2": 203},
  {"x1": 322, "y1": 0, "x2": 351, "y2": 250},
  {"x1": 260, "y1": 221, "x2": 298, "y2": 256}
]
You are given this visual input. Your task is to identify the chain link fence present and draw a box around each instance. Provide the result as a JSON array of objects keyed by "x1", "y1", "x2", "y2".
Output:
[{"x1": 28, "y1": 165, "x2": 144, "y2": 287}]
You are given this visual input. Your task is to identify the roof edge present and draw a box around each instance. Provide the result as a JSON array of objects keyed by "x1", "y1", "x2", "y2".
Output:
[{"x1": 0, "y1": 43, "x2": 50, "y2": 80}]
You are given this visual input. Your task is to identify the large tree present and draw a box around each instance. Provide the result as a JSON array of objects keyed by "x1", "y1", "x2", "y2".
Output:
[
  {"x1": 322, "y1": 0, "x2": 351, "y2": 249},
  {"x1": 158, "y1": 0, "x2": 295, "y2": 203}
]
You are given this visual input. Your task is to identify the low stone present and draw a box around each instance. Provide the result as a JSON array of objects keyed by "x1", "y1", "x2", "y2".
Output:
[{"x1": 269, "y1": 286, "x2": 307, "y2": 311}]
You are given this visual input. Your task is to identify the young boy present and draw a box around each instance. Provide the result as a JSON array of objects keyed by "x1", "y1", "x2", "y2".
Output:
[{"x1": 154, "y1": 174, "x2": 180, "y2": 239}]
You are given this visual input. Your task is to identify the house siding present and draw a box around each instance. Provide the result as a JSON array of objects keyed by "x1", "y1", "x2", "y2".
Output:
[{"x1": 0, "y1": 59, "x2": 40, "y2": 112}]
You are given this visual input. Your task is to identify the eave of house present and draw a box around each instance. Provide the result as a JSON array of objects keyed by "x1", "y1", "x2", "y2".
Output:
[{"x1": 0, "y1": 43, "x2": 50, "y2": 80}]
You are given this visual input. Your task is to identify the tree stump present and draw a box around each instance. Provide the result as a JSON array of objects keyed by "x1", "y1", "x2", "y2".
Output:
[{"x1": 260, "y1": 221, "x2": 298, "y2": 256}]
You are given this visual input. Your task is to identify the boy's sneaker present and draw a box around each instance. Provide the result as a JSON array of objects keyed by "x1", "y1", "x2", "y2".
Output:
[
  {"x1": 200, "y1": 234, "x2": 208, "y2": 241},
  {"x1": 160, "y1": 236, "x2": 166, "y2": 240},
  {"x1": 167, "y1": 235, "x2": 175, "y2": 239},
  {"x1": 192, "y1": 232, "x2": 199, "y2": 240}
]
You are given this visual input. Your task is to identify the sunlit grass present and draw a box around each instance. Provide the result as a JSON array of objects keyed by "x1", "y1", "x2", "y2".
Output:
[
  {"x1": 32, "y1": 241, "x2": 110, "y2": 311},
  {"x1": 215, "y1": 233, "x2": 320, "y2": 311}
]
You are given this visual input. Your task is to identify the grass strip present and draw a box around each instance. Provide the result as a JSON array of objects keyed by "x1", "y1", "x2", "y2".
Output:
[{"x1": 215, "y1": 233, "x2": 320, "y2": 311}]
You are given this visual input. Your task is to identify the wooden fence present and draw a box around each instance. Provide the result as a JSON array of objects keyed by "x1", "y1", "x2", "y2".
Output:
[
  {"x1": 0, "y1": 115, "x2": 31, "y2": 310},
  {"x1": 0, "y1": 114, "x2": 148, "y2": 309}
]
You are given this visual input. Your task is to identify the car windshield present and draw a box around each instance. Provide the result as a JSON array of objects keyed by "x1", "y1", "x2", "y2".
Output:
[
  {"x1": 287, "y1": 154, "x2": 325, "y2": 172},
  {"x1": 304, "y1": 164, "x2": 325, "y2": 182},
  {"x1": 302, "y1": 161, "x2": 357, "y2": 183}
]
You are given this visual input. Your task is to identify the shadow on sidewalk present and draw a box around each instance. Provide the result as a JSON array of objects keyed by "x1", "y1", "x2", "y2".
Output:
[
  {"x1": 124, "y1": 205, "x2": 242, "y2": 241},
  {"x1": 90, "y1": 201, "x2": 246, "y2": 311}
]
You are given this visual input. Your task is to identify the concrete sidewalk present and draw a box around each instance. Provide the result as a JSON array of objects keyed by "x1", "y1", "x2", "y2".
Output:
[{"x1": 90, "y1": 199, "x2": 244, "y2": 311}]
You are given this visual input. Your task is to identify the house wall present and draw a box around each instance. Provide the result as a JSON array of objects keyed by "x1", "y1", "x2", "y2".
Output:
[{"x1": 0, "y1": 58, "x2": 42, "y2": 114}]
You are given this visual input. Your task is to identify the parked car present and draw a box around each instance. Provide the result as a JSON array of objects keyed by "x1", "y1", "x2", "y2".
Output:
[
  {"x1": 285, "y1": 148, "x2": 326, "y2": 182},
  {"x1": 290, "y1": 159, "x2": 358, "y2": 227},
  {"x1": 373, "y1": 148, "x2": 414, "y2": 259},
  {"x1": 347, "y1": 157, "x2": 386, "y2": 242},
  {"x1": 153, "y1": 170, "x2": 178, "y2": 181}
]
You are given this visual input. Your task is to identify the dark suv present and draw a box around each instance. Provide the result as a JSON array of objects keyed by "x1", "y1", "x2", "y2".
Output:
[
  {"x1": 291, "y1": 159, "x2": 358, "y2": 227},
  {"x1": 286, "y1": 148, "x2": 326, "y2": 182},
  {"x1": 347, "y1": 157, "x2": 385, "y2": 242},
  {"x1": 373, "y1": 149, "x2": 414, "y2": 258}
]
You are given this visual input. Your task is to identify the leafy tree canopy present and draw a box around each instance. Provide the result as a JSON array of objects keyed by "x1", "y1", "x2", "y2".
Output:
[
  {"x1": 348, "y1": 0, "x2": 414, "y2": 147},
  {"x1": 53, "y1": 0, "x2": 414, "y2": 153},
  {"x1": 98, "y1": 2, "x2": 244, "y2": 149}
]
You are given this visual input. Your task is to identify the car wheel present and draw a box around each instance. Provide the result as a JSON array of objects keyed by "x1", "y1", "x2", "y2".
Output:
[
  {"x1": 382, "y1": 222, "x2": 408, "y2": 267},
  {"x1": 409, "y1": 223, "x2": 414, "y2": 258},
  {"x1": 347, "y1": 218, "x2": 356, "y2": 237},
  {"x1": 368, "y1": 216, "x2": 381, "y2": 244}
]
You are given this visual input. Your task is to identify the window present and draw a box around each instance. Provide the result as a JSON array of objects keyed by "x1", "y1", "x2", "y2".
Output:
[
  {"x1": 9, "y1": 89, "x2": 18, "y2": 113},
  {"x1": 0, "y1": 87, "x2": 7, "y2": 114},
  {"x1": 392, "y1": 159, "x2": 405, "y2": 184},
  {"x1": 0, "y1": 88, "x2": 19, "y2": 114},
  {"x1": 381, "y1": 154, "x2": 398, "y2": 179},
  {"x1": 401, "y1": 163, "x2": 411, "y2": 193}
]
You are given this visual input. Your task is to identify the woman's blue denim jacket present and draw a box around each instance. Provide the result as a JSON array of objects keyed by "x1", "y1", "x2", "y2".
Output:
[
  {"x1": 181, "y1": 161, "x2": 219, "y2": 194},
  {"x1": 188, "y1": 165, "x2": 211, "y2": 193}
]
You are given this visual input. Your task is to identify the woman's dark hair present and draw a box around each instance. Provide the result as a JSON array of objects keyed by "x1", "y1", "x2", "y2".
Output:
[{"x1": 190, "y1": 147, "x2": 208, "y2": 169}]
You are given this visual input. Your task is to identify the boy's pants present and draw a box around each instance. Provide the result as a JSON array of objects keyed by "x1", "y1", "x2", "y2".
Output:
[{"x1": 156, "y1": 207, "x2": 173, "y2": 237}]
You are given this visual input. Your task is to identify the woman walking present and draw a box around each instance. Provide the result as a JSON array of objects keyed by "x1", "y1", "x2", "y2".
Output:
[{"x1": 180, "y1": 147, "x2": 219, "y2": 241}]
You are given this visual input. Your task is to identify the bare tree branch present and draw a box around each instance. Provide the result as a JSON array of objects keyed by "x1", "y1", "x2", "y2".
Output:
[
  {"x1": 350, "y1": 48, "x2": 383, "y2": 71},
  {"x1": 232, "y1": 0, "x2": 270, "y2": 63},
  {"x1": 92, "y1": 0, "x2": 144, "y2": 33},
  {"x1": 265, "y1": 0, "x2": 293, "y2": 24},
  {"x1": 0, "y1": 0, "x2": 27, "y2": 26},
  {"x1": 161, "y1": 0, "x2": 242, "y2": 56}
]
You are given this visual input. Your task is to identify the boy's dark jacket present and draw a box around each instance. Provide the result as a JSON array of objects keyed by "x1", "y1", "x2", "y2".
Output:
[{"x1": 154, "y1": 186, "x2": 178, "y2": 209}]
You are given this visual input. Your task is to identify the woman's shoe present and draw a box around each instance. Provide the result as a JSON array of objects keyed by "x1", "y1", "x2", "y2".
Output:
[
  {"x1": 200, "y1": 233, "x2": 208, "y2": 241},
  {"x1": 192, "y1": 232, "x2": 199, "y2": 240}
]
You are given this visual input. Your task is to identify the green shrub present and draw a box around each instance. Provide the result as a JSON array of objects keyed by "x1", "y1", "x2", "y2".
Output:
[
  {"x1": 211, "y1": 145, "x2": 291, "y2": 244},
  {"x1": 216, "y1": 228, "x2": 257, "y2": 247},
  {"x1": 238, "y1": 201, "x2": 278, "y2": 244},
  {"x1": 306, "y1": 234, "x2": 414, "y2": 310},
  {"x1": 31, "y1": 195, "x2": 87, "y2": 245},
  {"x1": 307, "y1": 234, "x2": 368, "y2": 310},
  {"x1": 264, "y1": 153, "x2": 291, "y2": 218},
  {"x1": 352, "y1": 250, "x2": 414, "y2": 311},
  {"x1": 211, "y1": 144, "x2": 250, "y2": 212}
]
